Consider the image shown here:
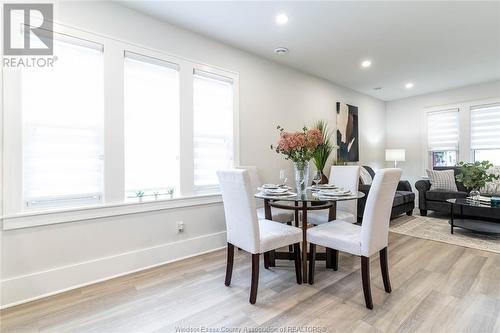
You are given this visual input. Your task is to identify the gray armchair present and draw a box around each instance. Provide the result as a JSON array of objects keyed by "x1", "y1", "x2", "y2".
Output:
[{"x1": 358, "y1": 166, "x2": 415, "y2": 220}]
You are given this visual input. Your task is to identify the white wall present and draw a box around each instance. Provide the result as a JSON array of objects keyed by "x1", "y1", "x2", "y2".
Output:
[
  {"x1": 0, "y1": 1, "x2": 386, "y2": 307},
  {"x1": 385, "y1": 80, "x2": 500, "y2": 188}
]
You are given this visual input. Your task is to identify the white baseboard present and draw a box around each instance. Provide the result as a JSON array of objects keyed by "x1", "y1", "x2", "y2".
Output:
[{"x1": 0, "y1": 231, "x2": 227, "y2": 309}]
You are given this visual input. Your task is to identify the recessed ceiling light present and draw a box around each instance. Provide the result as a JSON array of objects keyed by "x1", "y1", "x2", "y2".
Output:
[
  {"x1": 405, "y1": 82, "x2": 414, "y2": 89},
  {"x1": 274, "y1": 47, "x2": 289, "y2": 55},
  {"x1": 361, "y1": 60, "x2": 372, "y2": 68},
  {"x1": 275, "y1": 13, "x2": 289, "y2": 25}
]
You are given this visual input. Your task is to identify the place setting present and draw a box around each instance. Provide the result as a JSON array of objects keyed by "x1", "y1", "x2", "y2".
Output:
[
  {"x1": 257, "y1": 183, "x2": 297, "y2": 198},
  {"x1": 311, "y1": 188, "x2": 353, "y2": 200}
]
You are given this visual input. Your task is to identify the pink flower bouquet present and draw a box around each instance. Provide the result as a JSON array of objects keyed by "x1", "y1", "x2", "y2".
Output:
[
  {"x1": 272, "y1": 125, "x2": 323, "y2": 165},
  {"x1": 272, "y1": 125, "x2": 323, "y2": 193}
]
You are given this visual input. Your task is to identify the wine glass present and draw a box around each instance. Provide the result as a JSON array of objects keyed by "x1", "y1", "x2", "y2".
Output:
[
  {"x1": 279, "y1": 169, "x2": 288, "y2": 187},
  {"x1": 312, "y1": 171, "x2": 322, "y2": 187}
]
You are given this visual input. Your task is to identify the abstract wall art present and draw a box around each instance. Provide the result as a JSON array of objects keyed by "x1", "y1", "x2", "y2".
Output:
[{"x1": 336, "y1": 102, "x2": 359, "y2": 162}]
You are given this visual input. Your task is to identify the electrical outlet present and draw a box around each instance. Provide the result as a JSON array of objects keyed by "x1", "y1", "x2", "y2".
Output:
[{"x1": 176, "y1": 221, "x2": 184, "y2": 232}]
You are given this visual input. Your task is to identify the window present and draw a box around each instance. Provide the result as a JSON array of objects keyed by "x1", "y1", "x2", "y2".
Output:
[
  {"x1": 21, "y1": 36, "x2": 104, "y2": 208},
  {"x1": 193, "y1": 70, "x2": 235, "y2": 189},
  {"x1": 124, "y1": 52, "x2": 180, "y2": 200},
  {"x1": 471, "y1": 103, "x2": 500, "y2": 165},
  {"x1": 3, "y1": 23, "x2": 239, "y2": 220},
  {"x1": 427, "y1": 109, "x2": 459, "y2": 167}
]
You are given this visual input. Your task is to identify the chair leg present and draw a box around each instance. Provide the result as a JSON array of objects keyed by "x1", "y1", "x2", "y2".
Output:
[
  {"x1": 225, "y1": 243, "x2": 234, "y2": 286},
  {"x1": 249, "y1": 253, "x2": 260, "y2": 304},
  {"x1": 361, "y1": 256, "x2": 373, "y2": 309},
  {"x1": 287, "y1": 222, "x2": 294, "y2": 253},
  {"x1": 293, "y1": 243, "x2": 302, "y2": 284},
  {"x1": 325, "y1": 248, "x2": 339, "y2": 270},
  {"x1": 263, "y1": 252, "x2": 270, "y2": 269},
  {"x1": 326, "y1": 248, "x2": 332, "y2": 269},
  {"x1": 308, "y1": 243, "x2": 316, "y2": 285},
  {"x1": 331, "y1": 249, "x2": 339, "y2": 271},
  {"x1": 269, "y1": 250, "x2": 276, "y2": 267},
  {"x1": 379, "y1": 247, "x2": 392, "y2": 293}
]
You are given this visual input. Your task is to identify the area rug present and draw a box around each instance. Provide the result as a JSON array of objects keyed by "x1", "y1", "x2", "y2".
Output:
[{"x1": 389, "y1": 213, "x2": 500, "y2": 254}]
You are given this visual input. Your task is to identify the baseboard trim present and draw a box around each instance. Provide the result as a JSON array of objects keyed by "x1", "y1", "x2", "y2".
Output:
[{"x1": 0, "y1": 231, "x2": 227, "y2": 309}]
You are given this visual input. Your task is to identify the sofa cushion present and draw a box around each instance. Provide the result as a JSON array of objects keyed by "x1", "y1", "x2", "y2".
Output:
[
  {"x1": 393, "y1": 193, "x2": 405, "y2": 206},
  {"x1": 433, "y1": 166, "x2": 468, "y2": 192},
  {"x1": 426, "y1": 169, "x2": 458, "y2": 191},
  {"x1": 425, "y1": 190, "x2": 468, "y2": 202},
  {"x1": 397, "y1": 191, "x2": 415, "y2": 203}
]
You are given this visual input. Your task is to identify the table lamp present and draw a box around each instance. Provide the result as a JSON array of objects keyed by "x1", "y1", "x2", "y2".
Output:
[{"x1": 386, "y1": 149, "x2": 405, "y2": 167}]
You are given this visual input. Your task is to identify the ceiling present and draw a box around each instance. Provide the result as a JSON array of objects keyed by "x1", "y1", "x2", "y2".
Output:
[{"x1": 118, "y1": 1, "x2": 500, "y2": 101}]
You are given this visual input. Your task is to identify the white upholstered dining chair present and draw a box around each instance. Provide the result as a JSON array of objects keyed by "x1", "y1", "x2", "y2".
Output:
[
  {"x1": 307, "y1": 168, "x2": 402, "y2": 309},
  {"x1": 217, "y1": 169, "x2": 303, "y2": 304},
  {"x1": 308, "y1": 165, "x2": 360, "y2": 225},
  {"x1": 237, "y1": 166, "x2": 295, "y2": 224}
]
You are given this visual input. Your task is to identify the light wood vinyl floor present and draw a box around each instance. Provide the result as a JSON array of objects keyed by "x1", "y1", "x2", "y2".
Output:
[{"x1": 1, "y1": 232, "x2": 500, "y2": 333}]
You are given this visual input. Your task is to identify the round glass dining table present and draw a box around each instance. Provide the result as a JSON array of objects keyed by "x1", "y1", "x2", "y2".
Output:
[{"x1": 255, "y1": 190, "x2": 365, "y2": 284}]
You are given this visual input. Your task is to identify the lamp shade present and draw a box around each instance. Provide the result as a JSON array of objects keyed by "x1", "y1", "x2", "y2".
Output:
[{"x1": 385, "y1": 149, "x2": 405, "y2": 162}]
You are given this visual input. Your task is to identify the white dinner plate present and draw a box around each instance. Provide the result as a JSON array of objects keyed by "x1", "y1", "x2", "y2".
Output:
[
  {"x1": 262, "y1": 184, "x2": 279, "y2": 189},
  {"x1": 311, "y1": 184, "x2": 338, "y2": 190},
  {"x1": 262, "y1": 191, "x2": 297, "y2": 197}
]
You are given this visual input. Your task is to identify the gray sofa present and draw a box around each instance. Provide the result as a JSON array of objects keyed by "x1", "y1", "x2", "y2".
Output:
[
  {"x1": 415, "y1": 166, "x2": 499, "y2": 220},
  {"x1": 358, "y1": 166, "x2": 415, "y2": 220}
]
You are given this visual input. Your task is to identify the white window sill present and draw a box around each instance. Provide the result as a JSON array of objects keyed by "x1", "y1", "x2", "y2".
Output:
[{"x1": 1, "y1": 193, "x2": 222, "y2": 230}]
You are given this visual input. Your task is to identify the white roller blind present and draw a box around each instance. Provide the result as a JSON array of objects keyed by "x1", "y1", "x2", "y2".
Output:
[
  {"x1": 124, "y1": 52, "x2": 180, "y2": 196},
  {"x1": 193, "y1": 70, "x2": 234, "y2": 188},
  {"x1": 427, "y1": 109, "x2": 459, "y2": 151},
  {"x1": 471, "y1": 103, "x2": 500, "y2": 150},
  {"x1": 22, "y1": 37, "x2": 104, "y2": 207}
]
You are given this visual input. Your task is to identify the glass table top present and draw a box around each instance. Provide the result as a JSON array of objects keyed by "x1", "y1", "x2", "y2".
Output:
[{"x1": 255, "y1": 190, "x2": 365, "y2": 202}]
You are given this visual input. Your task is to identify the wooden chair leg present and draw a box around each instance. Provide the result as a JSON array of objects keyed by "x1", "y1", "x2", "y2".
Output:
[
  {"x1": 264, "y1": 252, "x2": 270, "y2": 269},
  {"x1": 249, "y1": 253, "x2": 260, "y2": 304},
  {"x1": 293, "y1": 243, "x2": 302, "y2": 284},
  {"x1": 326, "y1": 248, "x2": 332, "y2": 269},
  {"x1": 308, "y1": 243, "x2": 316, "y2": 285},
  {"x1": 361, "y1": 256, "x2": 373, "y2": 309},
  {"x1": 225, "y1": 243, "x2": 234, "y2": 286},
  {"x1": 331, "y1": 249, "x2": 339, "y2": 271},
  {"x1": 269, "y1": 250, "x2": 276, "y2": 267},
  {"x1": 379, "y1": 247, "x2": 392, "y2": 293},
  {"x1": 287, "y1": 222, "x2": 294, "y2": 253}
]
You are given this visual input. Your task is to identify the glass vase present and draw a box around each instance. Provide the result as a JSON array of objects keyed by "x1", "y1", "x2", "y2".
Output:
[
  {"x1": 293, "y1": 161, "x2": 310, "y2": 194},
  {"x1": 469, "y1": 188, "x2": 481, "y2": 202}
]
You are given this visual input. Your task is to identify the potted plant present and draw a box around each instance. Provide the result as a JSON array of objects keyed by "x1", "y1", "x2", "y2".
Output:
[
  {"x1": 312, "y1": 120, "x2": 338, "y2": 184},
  {"x1": 271, "y1": 125, "x2": 323, "y2": 194},
  {"x1": 135, "y1": 190, "x2": 145, "y2": 202},
  {"x1": 166, "y1": 187, "x2": 175, "y2": 198},
  {"x1": 456, "y1": 161, "x2": 499, "y2": 200}
]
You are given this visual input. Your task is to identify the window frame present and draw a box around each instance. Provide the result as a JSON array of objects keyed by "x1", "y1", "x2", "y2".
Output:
[
  {"x1": 20, "y1": 33, "x2": 106, "y2": 209},
  {"x1": 470, "y1": 102, "x2": 500, "y2": 165},
  {"x1": 424, "y1": 107, "x2": 460, "y2": 169},
  {"x1": 123, "y1": 50, "x2": 181, "y2": 200},
  {"x1": 192, "y1": 68, "x2": 238, "y2": 192},
  {"x1": 2, "y1": 20, "x2": 240, "y2": 229},
  {"x1": 422, "y1": 97, "x2": 500, "y2": 174}
]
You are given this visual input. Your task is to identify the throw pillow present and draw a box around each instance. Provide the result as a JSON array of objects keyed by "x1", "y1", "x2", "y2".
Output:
[
  {"x1": 360, "y1": 167, "x2": 373, "y2": 185},
  {"x1": 426, "y1": 169, "x2": 458, "y2": 191}
]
